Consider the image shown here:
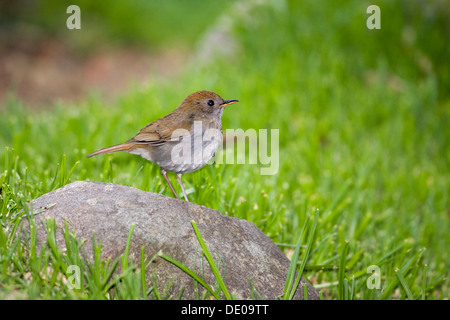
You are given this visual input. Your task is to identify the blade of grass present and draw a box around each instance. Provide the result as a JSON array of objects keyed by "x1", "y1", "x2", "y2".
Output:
[
  {"x1": 176, "y1": 285, "x2": 185, "y2": 300},
  {"x1": 344, "y1": 278, "x2": 349, "y2": 300},
  {"x1": 380, "y1": 247, "x2": 425, "y2": 299},
  {"x1": 375, "y1": 242, "x2": 407, "y2": 265},
  {"x1": 140, "y1": 247, "x2": 147, "y2": 299},
  {"x1": 122, "y1": 224, "x2": 135, "y2": 271},
  {"x1": 191, "y1": 220, "x2": 232, "y2": 300},
  {"x1": 338, "y1": 241, "x2": 349, "y2": 300},
  {"x1": 101, "y1": 256, "x2": 122, "y2": 292},
  {"x1": 288, "y1": 210, "x2": 319, "y2": 300},
  {"x1": 213, "y1": 250, "x2": 226, "y2": 297},
  {"x1": 396, "y1": 267, "x2": 415, "y2": 300},
  {"x1": 350, "y1": 275, "x2": 355, "y2": 300},
  {"x1": 151, "y1": 272, "x2": 161, "y2": 300},
  {"x1": 158, "y1": 251, "x2": 220, "y2": 300},
  {"x1": 421, "y1": 264, "x2": 427, "y2": 300},
  {"x1": 249, "y1": 278, "x2": 264, "y2": 300},
  {"x1": 282, "y1": 213, "x2": 310, "y2": 299},
  {"x1": 64, "y1": 160, "x2": 80, "y2": 185},
  {"x1": 303, "y1": 282, "x2": 309, "y2": 300}
]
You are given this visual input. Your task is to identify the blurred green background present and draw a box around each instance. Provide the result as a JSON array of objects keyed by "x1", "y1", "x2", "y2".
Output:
[{"x1": 0, "y1": 0, "x2": 448, "y2": 299}]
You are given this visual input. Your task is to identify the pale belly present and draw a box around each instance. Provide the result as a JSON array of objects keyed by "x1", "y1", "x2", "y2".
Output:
[{"x1": 129, "y1": 129, "x2": 222, "y2": 174}]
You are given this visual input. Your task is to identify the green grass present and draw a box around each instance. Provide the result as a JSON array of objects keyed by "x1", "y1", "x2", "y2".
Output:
[
  {"x1": 1, "y1": 0, "x2": 449, "y2": 299},
  {"x1": 283, "y1": 210, "x2": 319, "y2": 300},
  {"x1": 1, "y1": 0, "x2": 234, "y2": 53}
]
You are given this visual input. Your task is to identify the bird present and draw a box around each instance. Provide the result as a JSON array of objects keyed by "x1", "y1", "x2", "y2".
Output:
[{"x1": 85, "y1": 90, "x2": 238, "y2": 201}]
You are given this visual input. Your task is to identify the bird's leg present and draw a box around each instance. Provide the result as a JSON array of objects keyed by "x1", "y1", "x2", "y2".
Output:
[
  {"x1": 160, "y1": 168, "x2": 179, "y2": 199},
  {"x1": 176, "y1": 173, "x2": 189, "y2": 202}
]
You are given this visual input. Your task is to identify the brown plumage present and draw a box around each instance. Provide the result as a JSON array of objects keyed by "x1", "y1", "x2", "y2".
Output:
[{"x1": 86, "y1": 90, "x2": 238, "y2": 201}]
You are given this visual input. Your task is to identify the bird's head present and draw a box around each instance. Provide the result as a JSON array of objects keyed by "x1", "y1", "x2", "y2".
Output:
[{"x1": 178, "y1": 90, "x2": 238, "y2": 117}]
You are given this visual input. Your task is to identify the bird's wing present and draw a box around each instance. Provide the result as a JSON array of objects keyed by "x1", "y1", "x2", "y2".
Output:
[{"x1": 131, "y1": 118, "x2": 192, "y2": 146}]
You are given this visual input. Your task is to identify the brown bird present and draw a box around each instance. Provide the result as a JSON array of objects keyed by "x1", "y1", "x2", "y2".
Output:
[{"x1": 86, "y1": 90, "x2": 238, "y2": 201}]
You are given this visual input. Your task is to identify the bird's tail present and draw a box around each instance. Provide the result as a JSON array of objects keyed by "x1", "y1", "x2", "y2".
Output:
[{"x1": 85, "y1": 142, "x2": 134, "y2": 158}]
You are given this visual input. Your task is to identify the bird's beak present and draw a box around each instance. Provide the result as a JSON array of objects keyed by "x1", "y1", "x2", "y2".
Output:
[{"x1": 220, "y1": 100, "x2": 239, "y2": 107}]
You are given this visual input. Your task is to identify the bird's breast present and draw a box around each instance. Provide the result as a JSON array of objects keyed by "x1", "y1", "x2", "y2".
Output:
[{"x1": 134, "y1": 121, "x2": 223, "y2": 174}]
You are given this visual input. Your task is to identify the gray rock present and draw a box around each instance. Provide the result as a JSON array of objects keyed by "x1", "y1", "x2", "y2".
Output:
[{"x1": 24, "y1": 181, "x2": 319, "y2": 300}]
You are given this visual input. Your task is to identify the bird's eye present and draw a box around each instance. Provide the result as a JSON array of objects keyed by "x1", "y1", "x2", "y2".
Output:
[{"x1": 207, "y1": 100, "x2": 214, "y2": 106}]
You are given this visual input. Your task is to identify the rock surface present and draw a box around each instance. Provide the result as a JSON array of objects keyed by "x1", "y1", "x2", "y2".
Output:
[{"x1": 24, "y1": 181, "x2": 319, "y2": 300}]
